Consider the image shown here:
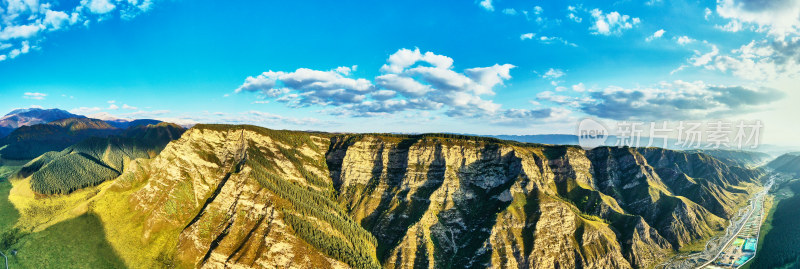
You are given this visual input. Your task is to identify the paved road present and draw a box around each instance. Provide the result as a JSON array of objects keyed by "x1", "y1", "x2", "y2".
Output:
[{"x1": 0, "y1": 250, "x2": 7, "y2": 269}]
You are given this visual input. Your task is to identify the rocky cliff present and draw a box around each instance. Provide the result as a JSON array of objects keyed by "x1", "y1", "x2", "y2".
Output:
[{"x1": 92, "y1": 124, "x2": 762, "y2": 268}]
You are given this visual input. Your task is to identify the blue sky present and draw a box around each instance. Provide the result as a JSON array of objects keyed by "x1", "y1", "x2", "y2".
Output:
[{"x1": 1, "y1": 0, "x2": 798, "y2": 144}]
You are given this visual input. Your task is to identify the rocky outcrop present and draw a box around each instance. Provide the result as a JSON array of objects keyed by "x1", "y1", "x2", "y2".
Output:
[{"x1": 108, "y1": 126, "x2": 762, "y2": 268}]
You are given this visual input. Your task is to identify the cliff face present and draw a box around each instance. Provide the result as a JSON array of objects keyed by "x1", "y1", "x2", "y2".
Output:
[{"x1": 109, "y1": 125, "x2": 762, "y2": 269}]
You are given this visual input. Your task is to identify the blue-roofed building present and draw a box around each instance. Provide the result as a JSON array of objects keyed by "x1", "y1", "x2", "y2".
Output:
[{"x1": 743, "y1": 238, "x2": 757, "y2": 252}]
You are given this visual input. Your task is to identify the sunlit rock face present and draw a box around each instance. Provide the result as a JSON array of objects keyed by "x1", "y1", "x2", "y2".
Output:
[{"x1": 124, "y1": 125, "x2": 762, "y2": 268}]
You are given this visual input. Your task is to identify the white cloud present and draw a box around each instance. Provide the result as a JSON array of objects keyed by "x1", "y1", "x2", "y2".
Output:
[
  {"x1": 520, "y1": 33, "x2": 534, "y2": 40},
  {"x1": 464, "y1": 64, "x2": 515, "y2": 92},
  {"x1": 590, "y1": 9, "x2": 641, "y2": 35},
  {"x1": 235, "y1": 67, "x2": 373, "y2": 107},
  {"x1": 1, "y1": 0, "x2": 161, "y2": 61},
  {"x1": 43, "y1": 10, "x2": 72, "y2": 30},
  {"x1": 537, "y1": 35, "x2": 578, "y2": 47},
  {"x1": 0, "y1": 24, "x2": 42, "y2": 40},
  {"x1": 7, "y1": 41, "x2": 30, "y2": 58},
  {"x1": 690, "y1": 45, "x2": 719, "y2": 66},
  {"x1": 88, "y1": 112, "x2": 126, "y2": 121},
  {"x1": 81, "y1": 0, "x2": 116, "y2": 14},
  {"x1": 5, "y1": 0, "x2": 40, "y2": 14},
  {"x1": 676, "y1": 36, "x2": 694, "y2": 45},
  {"x1": 572, "y1": 83, "x2": 586, "y2": 92},
  {"x1": 120, "y1": 109, "x2": 170, "y2": 118},
  {"x1": 704, "y1": 7, "x2": 713, "y2": 20},
  {"x1": 540, "y1": 80, "x2": 785, "y2": 120},
  {"x1": 533, "y1": 6, "x2": 543, "y2": 15},
  {"x1": 334, "y1": 65, "x2": 357, "y2": 75},
  {"x1": 716, "y1": 20, "x2": 745, "y2": 32},
  {"x1": 234, "y1": 73, "x2": 278, "y2": 93},
  {"x1": 370, "y1": 90, "x2": 397, "y2": 100},
  {"x1": 380, "y1": 48, "x2": 453, "y2": 73},
  {"x1": 568, "y1": 13, "x2": 582, "y2": 23},
  {"x1": 245, "y1": 111, "x2": 321, "y2": 125},
  {"x1": 523, "y1": 6, "x2": 547, "y2": 24},
  {"x1": 707, "y1": 39, "x2": 800, "y2": 81},
  {"x1": 108, "y1": 104, "x2": 119, "y2": 110},
  {"x1": 70, "y1": 107, "x2": 103, "y2": 114},
  {"x1": 567, "y1": 6, "x2": 582, "y2": 23},
  {"x1": 646, "y1": 29, "x2": 666, "y2": 42},
  {"x1": 716, "y1": 0, "x2": 800, "y2": 39},
  {"x1": 502, "y1": 8, "x2": 517, "y2": 15},
  {"x1": 542, "y1": 68, "x2": 565, "y2": 79},
  {"x1": 203, "y1": 111, "x2": 322, "y2": 126},
  {"x1": 499, "y1": 107, "x2": 571, "y2": 124},
  {"x1": 479, "y1": 0, "x2": 493, "y2": 12},
  {"x1": 375, "y1": 74, "x2": 432, "y2": 97},
  {"x1": 673, "y1": 45, "x2": 722, "y2": 75},
  {"x1": 536, "y1": 91, "x2": 587, "y2": 107},
  {"x1": 646, "y1": 0, "x2": 663, "y2": 6},
  {"x1": 122, "y1": 104, "x2": 138, "y2": 110},
  {"x1": 22, "y1": 92, "x2": 46, "y2": 100},
  {"x1": 236, "y1": 48, "x2": 545, "y2": 120}
]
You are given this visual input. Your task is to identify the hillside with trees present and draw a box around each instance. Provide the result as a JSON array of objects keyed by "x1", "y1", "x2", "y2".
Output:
[
  {"x1": 0, "y1": 118, "x2": 119, "y2": 160},
  {"x1": 19, "y1": 122, "x2": 185, "y2": 195},
  {"x1": 768, "y1": 153, "x2": 800, "y2": 175},
  {"x1": 749, "y1": 180, "x2": 800, "y2": 269}
]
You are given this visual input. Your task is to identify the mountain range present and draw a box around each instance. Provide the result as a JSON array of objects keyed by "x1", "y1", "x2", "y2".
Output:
[
  {"x1": 0, "y1": 108, "x2": 83, "y2": 138},
  {"x1": 0, "y1": 109, "x2": 171, "y2": 160},
  {"x1": 767, "y1": 153, "x2": 800, "y2": 175},
  {"x1": 0, "y1": 119, "x2": 770, "y2": 268},
  {"x1": 486, "y1": 134, "x2": 798, "y2": 157}
]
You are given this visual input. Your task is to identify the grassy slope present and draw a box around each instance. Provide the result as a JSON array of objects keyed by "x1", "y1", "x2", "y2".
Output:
[
  {"x1": 5, "y1": 172, "x2": 181, "y2": 268},
  {"x1": 89, "y1": 162, "x2": 186, "y2": 268},
  {"x1": 7, "y1": 213, "x2": 126, "y2": 269},
  {"x1": 1, "y1": 160, "x2": 133, "y2": 269},
  {"x1": 0, "y1": 180, "x2": 20, "y2": 232},
  {"x1": 0, "y1": 124, "x2": 185, "y2": 268},
  {"x1": 0, "y1": 160, "x2": 25, "y2": 231}
]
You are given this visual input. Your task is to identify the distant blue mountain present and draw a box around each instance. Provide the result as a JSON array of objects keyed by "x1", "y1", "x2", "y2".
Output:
[
  {"x1": 104, "y1": 119, "x2": 163, "y2": 129},
  {"x1": 482, "y1": 134, "x2": 800, "y2": 158}
]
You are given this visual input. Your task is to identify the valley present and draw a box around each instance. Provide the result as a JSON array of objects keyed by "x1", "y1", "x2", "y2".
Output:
[
  {"x1": 704, "y1": 177, "x2": 771, "y2": 268},
  {"x1": 655, "y1": 176, "x2": 771, "y2": 269},
  {"x1": 743, "y1": 172, "x2": 800, "y2": 269}
]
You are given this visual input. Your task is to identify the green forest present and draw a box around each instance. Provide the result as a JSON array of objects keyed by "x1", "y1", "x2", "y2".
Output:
[
  {"x1": 23, "y1": 123, "x2": 184, "y2": 195},
  {"x1": 30, "y1": 153, "x2": 120, "y2": 195},
  {"x1": 749, "y1": 180, "x2": 800, "y2": 269},
  {"x1": 236, "y1": 128, "x2": 381, "y2": 269}
]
